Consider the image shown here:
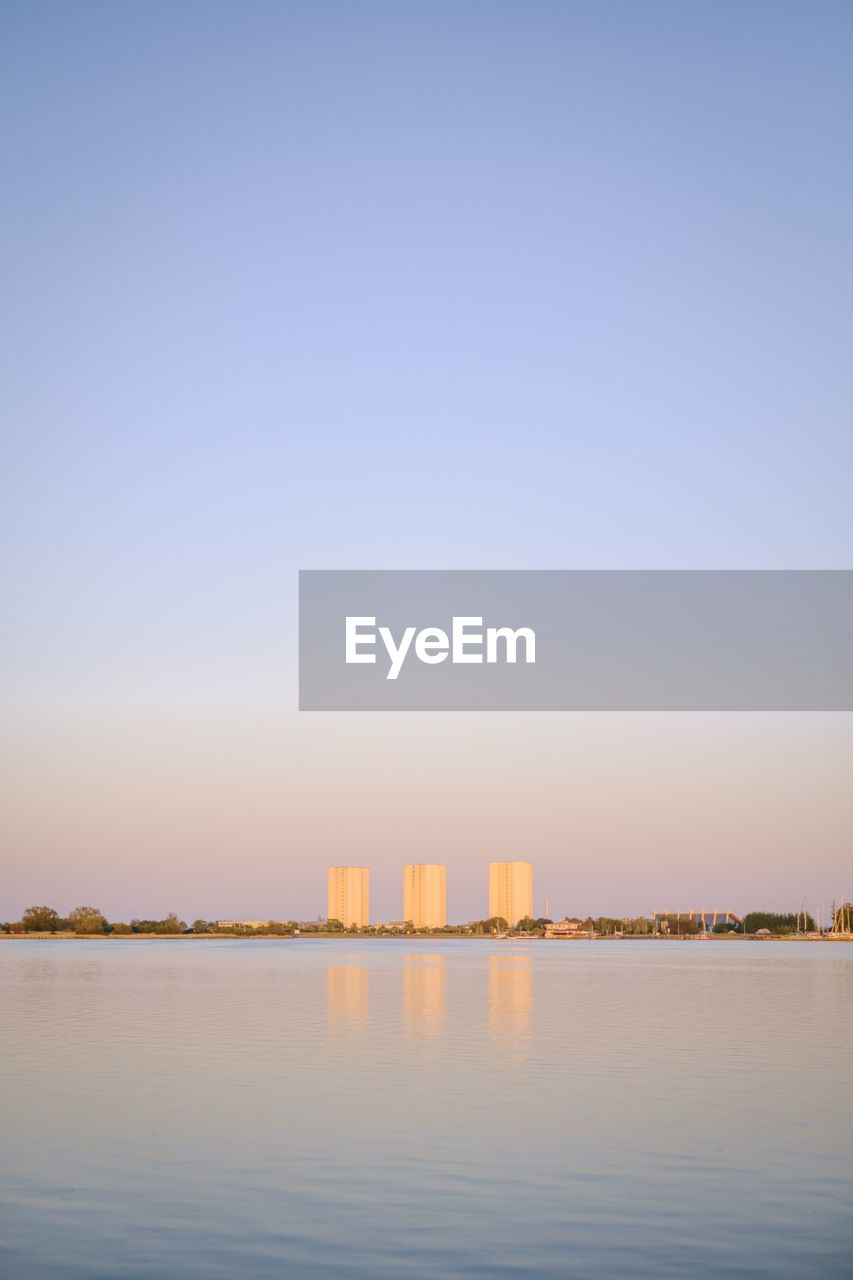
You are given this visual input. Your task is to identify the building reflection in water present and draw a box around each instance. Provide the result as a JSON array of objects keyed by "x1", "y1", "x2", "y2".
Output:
[
  {"x1": 326, "y1": 965, "x2": 369, "y2": 1031},
  {"x1": 403, "y1": 954, "x2": 446, "y2": 1040},
  {"x1": 488, "y1": 954, "x2": 533, "y2": 1045}
]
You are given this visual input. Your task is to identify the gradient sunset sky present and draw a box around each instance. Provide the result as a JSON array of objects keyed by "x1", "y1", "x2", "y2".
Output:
[{"x1": 2, "y1": 1, "x2": 851, "y2": 924}]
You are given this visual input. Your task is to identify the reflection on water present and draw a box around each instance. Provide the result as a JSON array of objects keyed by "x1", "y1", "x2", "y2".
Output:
[
  {"x1": 326, "y1": 963, "x2": 368, "y2": 1029},
  {"x1": 488, "y1": 953, "x2": 532, "y2": 1046},
  {"x1": 403, "y1": 954, "x2": 445, "y2": 1040},
  {"x1": 1, "y1": 939, "x2": 852, "y2": 1280}
]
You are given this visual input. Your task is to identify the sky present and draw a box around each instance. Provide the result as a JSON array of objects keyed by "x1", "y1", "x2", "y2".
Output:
[{"x1": 1, "y1": 1, "x2": 851, "y2": 924}]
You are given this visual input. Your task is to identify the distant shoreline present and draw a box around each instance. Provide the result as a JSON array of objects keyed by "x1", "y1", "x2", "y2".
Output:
[{"x1": 2, "y1": 932, "x2": 850, "y2": 943}]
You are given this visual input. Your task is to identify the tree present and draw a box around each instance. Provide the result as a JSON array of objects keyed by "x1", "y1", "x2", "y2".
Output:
[
  {"x1": 471, "y1": 917, "x2": 507, "y2": 935},
  {"x1": 325, "y1": 918, "x2": 345, "y2": 932},
  {"x1": 20, "y1": 906, "x2": 61, "y2": 932},
  {"x1": 594, "y1": 917, "x2": 627, "y2": 935},
  {"x1": 159, "y1": 913, "x2": 186, "y2": 934},
  {"x1": 68, "y1": 906, "x2": 106, "y2": 935},
  {"x1": 515, "y1": 916, "x2": 550, "y2": 934},
  {"x1": 110, "y1": 922, "x2": 132, "y2": 935},
  {"x1": 130, "y1": 915, "x2": 186, "y2": 934},
  {"x1": 192, "y1": 919, "x2": 212, "y2": 934},
  {"x1": 657, "y1": 915, "x2": 699, "y2": 936}
]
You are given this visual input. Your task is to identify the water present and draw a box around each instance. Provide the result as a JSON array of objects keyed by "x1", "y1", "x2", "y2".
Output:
[{"x1": 1, "y1": 938, "x2": 851, "y2": 1277}]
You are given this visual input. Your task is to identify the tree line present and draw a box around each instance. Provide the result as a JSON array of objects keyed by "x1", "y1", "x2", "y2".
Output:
[
  {"x1": 4, "y1": 904, "x2": 850, "y2": 937},
  {"x1": 5, "y1": 906, "x2": 189, "y2": 935},
  {"x1": 741, "y1": 911, "x2": 815, "y2": 935}
]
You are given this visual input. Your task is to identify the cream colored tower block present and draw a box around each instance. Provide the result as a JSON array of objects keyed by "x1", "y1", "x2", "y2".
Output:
[
  {"x1": 488, "y1": 861, "x2": 533, "y2": 927},
  {"x1": 403, "y1": 864, "x2": 447, "y2": 929},
  {"x1": 327, "y1": 866, "x2": 370, "y2": 928}
]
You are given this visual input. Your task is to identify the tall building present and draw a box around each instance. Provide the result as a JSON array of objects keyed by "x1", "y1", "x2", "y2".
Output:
[
  {"x1": 488, "y1": 861, "x2": 533, "y2": 927},
  {"x1": 403, "y1": 864, "x2": 447, "y2": 929},
  {"x1": 327, "y1": 866, "x2": 370, "y2": 928}
]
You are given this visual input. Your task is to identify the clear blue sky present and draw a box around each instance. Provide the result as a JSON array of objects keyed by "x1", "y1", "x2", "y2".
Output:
[{"x1": 1, "y1": 1, "x2": 851, "y2": 923}]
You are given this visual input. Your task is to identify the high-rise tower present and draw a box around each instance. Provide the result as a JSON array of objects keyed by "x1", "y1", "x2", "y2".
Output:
[
  {"x1": 327, "y1": 866, "x2": 370, "y2": 928},
  {"x1": 488, "y1": 861, "x2": 533, "y2": 927},
  {"x1": 403, "y1": 864, "x2": 447, "y2": 929}
]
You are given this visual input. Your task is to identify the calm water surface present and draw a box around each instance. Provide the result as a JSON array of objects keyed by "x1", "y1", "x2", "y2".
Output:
[{"x1": 1, "y1": 939, "x2": 851, "y2": 1277}]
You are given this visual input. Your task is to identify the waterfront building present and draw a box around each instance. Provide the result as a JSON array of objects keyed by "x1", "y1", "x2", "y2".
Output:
[
  {"x1": 403, "y1": 864, "x2": 447, "y2": 929},
  {"x1": 545, "y1": 918, "x2": 584, "y2": 938},
  {"x1": 488, "y1": 861, "x2": 533, "y2": 927},
  {"x1": 327, "y1": 866, "x2": 370, "y2": 928}
]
